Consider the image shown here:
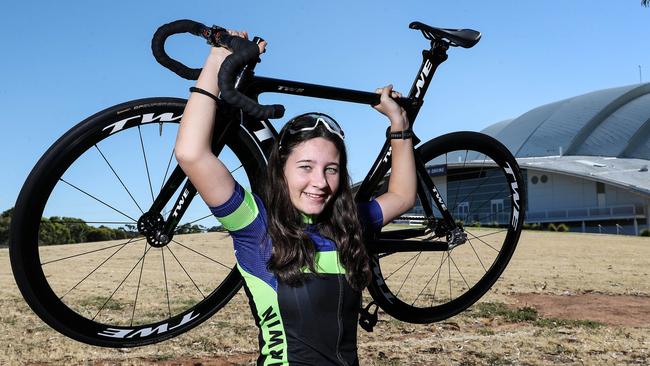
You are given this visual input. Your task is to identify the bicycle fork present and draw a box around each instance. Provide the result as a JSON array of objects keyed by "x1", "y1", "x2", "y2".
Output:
[{"x1": 136, "y1": 115, "x2": 237, "y2": 248}]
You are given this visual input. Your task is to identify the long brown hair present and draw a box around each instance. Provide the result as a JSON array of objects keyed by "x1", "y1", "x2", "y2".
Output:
[{"x1": 262, "y1": 113, "x2": 370, "y2": 290}]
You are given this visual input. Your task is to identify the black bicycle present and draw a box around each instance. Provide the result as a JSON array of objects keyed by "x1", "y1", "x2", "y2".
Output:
[{"x1": 10, "y1": 20, "x2": 525, "y2": 348}]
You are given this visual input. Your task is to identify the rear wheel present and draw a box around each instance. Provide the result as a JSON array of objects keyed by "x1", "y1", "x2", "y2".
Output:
[
  {"x1": 367, "y1": 131, "x2": 525, "y2": 323},
  {"x1": 10, "y1": 98, "x2": 266, "y2": 347}
]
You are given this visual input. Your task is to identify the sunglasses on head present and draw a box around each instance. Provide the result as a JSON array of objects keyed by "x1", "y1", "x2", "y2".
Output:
[{"x1": 278, "y1": 113, "x2": 345, "y2": 150}]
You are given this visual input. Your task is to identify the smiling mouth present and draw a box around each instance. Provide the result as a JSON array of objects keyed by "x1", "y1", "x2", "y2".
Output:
[{"x1": 304, "y1": 192, "x2": 327, "y2": 201}]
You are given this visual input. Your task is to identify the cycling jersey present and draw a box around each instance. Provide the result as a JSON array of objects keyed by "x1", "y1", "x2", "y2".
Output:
[{"x1": 210, "y1": 182, "x2": 383, "y2": 366}]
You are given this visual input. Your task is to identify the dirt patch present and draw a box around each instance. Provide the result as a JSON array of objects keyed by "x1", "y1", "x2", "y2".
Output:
[
  {"x1": 95, "y1": 354, "x2": 256, "y2": 366},
  {"x1": 512, "y1": 292, "x2": 650, "y2": 327}
]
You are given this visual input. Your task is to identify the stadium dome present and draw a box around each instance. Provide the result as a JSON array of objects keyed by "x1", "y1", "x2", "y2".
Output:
[
  {"x1": 480, "y1": 83, "x2": 650, "y2": 234},
  {"x1": 482, "y1": 82, "x2": 650, "y2": 160}
]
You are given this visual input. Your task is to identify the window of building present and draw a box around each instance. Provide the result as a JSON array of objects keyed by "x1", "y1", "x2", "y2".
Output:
[
  {"x1": 457, "y1": 202, "x2": 469, "y2": 221},
  {"x1": 491, "y1": 199, "x2": 504, "y2": 223}
]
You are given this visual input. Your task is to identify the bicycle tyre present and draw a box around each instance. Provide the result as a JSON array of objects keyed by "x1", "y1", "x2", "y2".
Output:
[
  {"x1": 10, "y1": 97, "x2": 267, "y2": 347},
  {"x1": 367, "y1": 131, "x2": 525, "y2": 323}
]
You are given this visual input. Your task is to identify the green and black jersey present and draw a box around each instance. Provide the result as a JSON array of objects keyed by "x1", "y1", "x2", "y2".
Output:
[{"x1": 210, "y1": 183, "x2": 383, "y2": 366}]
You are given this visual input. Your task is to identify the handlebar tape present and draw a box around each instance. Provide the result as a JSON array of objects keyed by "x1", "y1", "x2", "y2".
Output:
[
  {"x1": 151, "y1": 19, "x2": 206, "y2": 80},
  {"x1": 217, "y1": 36, "x2": 285, "y2": 119}
]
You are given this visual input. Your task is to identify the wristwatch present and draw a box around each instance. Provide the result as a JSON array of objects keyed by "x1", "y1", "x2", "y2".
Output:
[{"x1": 386, "y1": 128, "x2": 413, "y2": 139}]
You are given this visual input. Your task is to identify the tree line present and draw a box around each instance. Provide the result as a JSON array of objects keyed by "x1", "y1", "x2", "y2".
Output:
[{"x1": 0, "y1": 208, "x2": 224, "y2": 246}]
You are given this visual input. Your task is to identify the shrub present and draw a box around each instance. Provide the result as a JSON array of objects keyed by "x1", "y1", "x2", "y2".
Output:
[
  {"x1": 556, "y1": 223, "x2": 569, "y2": 232},
  {"x1": 640, "y1": 229, "x2": 650, "y2": 237},
  {"x1": 547, "y1": 223, "x2": 569, "y2": 232},
  {"x1": 523, "y1": 223, "x2": 541, "y2": 231}
]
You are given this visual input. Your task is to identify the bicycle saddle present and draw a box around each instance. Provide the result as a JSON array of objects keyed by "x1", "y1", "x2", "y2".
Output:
[{"x1": 410, "y1": 21, "x2": 481, "y2": 49}]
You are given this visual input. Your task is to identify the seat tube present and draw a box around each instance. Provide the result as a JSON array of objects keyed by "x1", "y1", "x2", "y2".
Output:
[
  {"x1": 414, "y1": 151, "x2": 457, "y2": 229},
  {"x1": 406, "y1": 42, "x2": 449, "y2": 124}
]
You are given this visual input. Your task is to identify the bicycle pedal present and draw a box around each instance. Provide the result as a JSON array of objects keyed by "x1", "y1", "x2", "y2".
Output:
[{"x1": 359, "y1": 301, "x2": 379, "y2": 332}]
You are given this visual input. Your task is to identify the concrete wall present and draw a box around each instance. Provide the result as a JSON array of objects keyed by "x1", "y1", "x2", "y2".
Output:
[{"x1": 527, "y1": 171, "x2": 597, "y2": 211}]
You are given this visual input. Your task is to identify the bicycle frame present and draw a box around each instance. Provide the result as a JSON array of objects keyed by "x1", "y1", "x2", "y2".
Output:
[{"x1": 156, "y1": 39, "x2": 459, "y2": 252}]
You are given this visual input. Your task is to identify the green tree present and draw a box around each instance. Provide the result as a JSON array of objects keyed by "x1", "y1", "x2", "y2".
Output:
[
  {"x1": 1, "y1": 207, "x2": 139, "y2": 245},
  {"x1": 0, "y1": 208, "x2": 13, "y2": 246},
  {"x1": 86, "y1": 226, "x2": 115, "y2": 242},
  {"x1": 176, "y1": 223, "x2": 206, "y2": 234},
  {"x1": 207, "y1": 225, "x2": 226, "y2": 232}
]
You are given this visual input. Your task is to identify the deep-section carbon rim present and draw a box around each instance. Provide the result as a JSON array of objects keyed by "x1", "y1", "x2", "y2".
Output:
[
  {"x1": 367, "y1": 131, "x2": 525, "y2": 323},
  {"x1": 9, "y1": 98, "x2": 266, "y2": 347}
]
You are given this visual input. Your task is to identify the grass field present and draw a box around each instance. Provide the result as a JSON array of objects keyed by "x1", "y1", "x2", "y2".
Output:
[{"x1": 1, "y1": 230, "x2": 648, "y2": 365}]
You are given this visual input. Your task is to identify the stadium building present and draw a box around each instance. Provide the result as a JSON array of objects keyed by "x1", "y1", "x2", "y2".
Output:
[{"x1": 394, "y1": 83, "x2": 650, "y2": 235}]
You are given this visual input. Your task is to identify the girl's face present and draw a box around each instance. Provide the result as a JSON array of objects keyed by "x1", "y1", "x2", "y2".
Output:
[{"x1": 283, "y1": 137, "x2": 341, "y2": 216}]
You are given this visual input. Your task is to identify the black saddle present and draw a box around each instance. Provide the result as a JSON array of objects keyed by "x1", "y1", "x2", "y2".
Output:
[{"x1": 410, "y1": 21, "x2": 481, "y2": 48}]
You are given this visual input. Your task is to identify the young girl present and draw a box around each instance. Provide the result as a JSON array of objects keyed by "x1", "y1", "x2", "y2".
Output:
[{"x1": 175, "y1": 30, "x2": 416, "y2": 366}]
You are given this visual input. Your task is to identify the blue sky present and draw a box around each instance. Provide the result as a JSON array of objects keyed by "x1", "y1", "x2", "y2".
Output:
[{"x1": 1, "y1": 1, "x2": 649, "y2": 217}]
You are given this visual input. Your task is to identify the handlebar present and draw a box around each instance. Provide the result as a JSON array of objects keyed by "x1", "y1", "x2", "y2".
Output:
[
  {"x1": 151, "y1": 19, "x2": 206, "y2": 81},
  {"x1": 151, "y1": 19, "x2": 285, "y2": 119}
]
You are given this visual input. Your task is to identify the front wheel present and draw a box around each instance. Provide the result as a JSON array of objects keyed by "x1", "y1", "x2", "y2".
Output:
[
  {"x1": 9, "y1": 98, "x2": 267, "y2": 347},
  {"x1": 367, "y1": 131, "x2": 525, "y2": 323}
]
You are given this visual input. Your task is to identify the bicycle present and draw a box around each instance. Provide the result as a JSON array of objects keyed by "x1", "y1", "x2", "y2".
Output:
[{"x1": 9, "y1": 19, "x2": 525, "y2": 348}]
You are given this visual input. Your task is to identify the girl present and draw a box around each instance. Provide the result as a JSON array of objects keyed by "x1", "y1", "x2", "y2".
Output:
[{"x1": 175, "y1": 30, "x2": 416, "y2": 366}]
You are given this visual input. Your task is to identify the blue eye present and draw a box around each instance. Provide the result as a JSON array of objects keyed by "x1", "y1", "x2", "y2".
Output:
[{"x1": 326, "y1": 167, "x2": 339, "y2": 174}]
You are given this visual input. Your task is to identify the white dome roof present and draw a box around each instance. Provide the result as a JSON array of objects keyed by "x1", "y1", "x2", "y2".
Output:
[{"x1": 482, "y1": 83, "x2": 650, "y2": 160}]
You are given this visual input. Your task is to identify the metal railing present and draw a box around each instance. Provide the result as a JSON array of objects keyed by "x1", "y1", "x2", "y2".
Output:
[{"x1": 526, "y1": 204, "x2": 646, "y2": 222}]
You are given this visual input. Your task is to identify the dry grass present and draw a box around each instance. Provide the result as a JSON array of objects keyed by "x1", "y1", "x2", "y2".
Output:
[{"x1": 1, "y1": 230, "x2": 649, "y2": 365}]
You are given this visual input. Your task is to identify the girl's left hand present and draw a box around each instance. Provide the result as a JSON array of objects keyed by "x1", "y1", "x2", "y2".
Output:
[{"x1": 373, "y1": 84, "x2": 409, "y2": 129}]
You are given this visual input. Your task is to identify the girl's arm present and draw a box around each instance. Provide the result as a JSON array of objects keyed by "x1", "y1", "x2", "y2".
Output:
[
  {"x1": 174, "y1": 31, "x2": 265, "y2": 207},
  {"x1": 372, "y1": 85, "x2": 417, "y2": 225}
]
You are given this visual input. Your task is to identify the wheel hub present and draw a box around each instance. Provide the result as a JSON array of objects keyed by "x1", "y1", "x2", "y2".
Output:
[{"x1": 137, "y1": 212, "x2": 171, "y2": 248}]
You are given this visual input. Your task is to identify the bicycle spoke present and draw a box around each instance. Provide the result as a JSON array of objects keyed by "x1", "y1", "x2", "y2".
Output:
[
  {"x1": 44, "y1": 219, "x2": 135, "y2": 226},
  {"x1": 166, "y1": 246, "x2": 206, "y2": 299},
  {"x1": 171, "y1": 239, "x2": 231, "y2": 271},
  {"x1": 412, "y1": 251, "x2": 447, "y2": 306},
  {"x1": 383, "y1": 252, "x2": 421, "y2": 281},
  {"x1": 138, "y1": 126, "x2": 155, "y2": 203},
  {"x1": 431, "y1": 252, "x2": 448, "y2": 307},
  {"x1": 465, "y1": 230, "x2": 501, "y2": 253},
  {"x1": 160, "y1": 149, "x2": 175, "y2": 195},
  {"x1": 162, "y1": 247, "x2": 172, "y2": 318},
  {"x1": 452, "y1": 150, "x2": 470, "y2": 209},
  {"x1": 92, "y1": 242, "x2": 152, "y2": 321},
  {"x1": 131, "y1": 241, "x2": 149, "y2": 326},
  {"x1": 95, "y1": 145, "x2": 145, "y2": 214},
  {"x1": 448, "y1": 251, "x2": 470, "y2": 290},
  {"x1": 447, "y1": 249, "x2": 452, "y2": 301},
  {"x1": 42, "y1": 237, "x2": 145, "y2": 265},
  {"x1": 57, "y1": 237, "x2": 140, "y2": 299},
  {"x1": 450, "y1": 157, "x2": 490, "y2": 213},
  {"x1": 175, "y1": 213, "x2": 214, "y2": 230},
  {"x1": 394, "y1": 252, "x2": 421, "y2": 298},
  {"x1": 466, "y1": 228, "x2": 509, "y2": 240},
  {"x1": 472, "y1": 200, "x2": 513, "y2": 225},
  {"x1": 60, "y1": 178, "x2": 137, "y2": 222},
  {"x1": 466, "y1": 238, "x2": 487, "y2": 272}
]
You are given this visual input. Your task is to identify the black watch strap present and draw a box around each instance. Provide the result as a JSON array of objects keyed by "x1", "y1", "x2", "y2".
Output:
[{"x1": 386, "y1": 128, "x2": 413, "y2": 139}]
